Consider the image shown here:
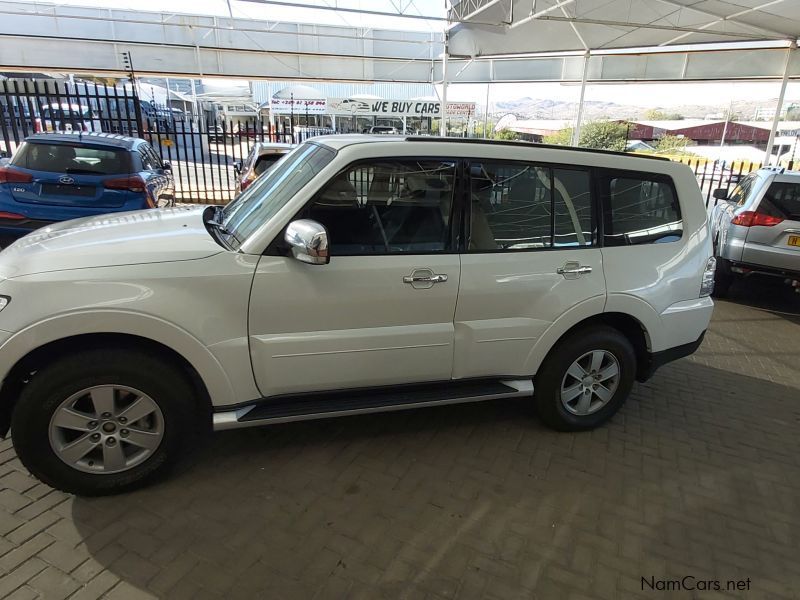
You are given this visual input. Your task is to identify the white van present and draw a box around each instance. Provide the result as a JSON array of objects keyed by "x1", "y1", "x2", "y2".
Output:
[{"x1": 0, "y1": 136, "x2": 714, "y2": 494}]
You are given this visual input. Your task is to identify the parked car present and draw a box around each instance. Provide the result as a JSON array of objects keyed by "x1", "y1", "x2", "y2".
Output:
[
  {"x1": 368, "y1": 126, "x2": 399, "y2": 134},
  {"x1": 35, "y1": 103, "x2": 102, "y2": 133},
  {"x1": 0, "y1": 136, "x2": 714, "y2": 495},
  {"x1": 233, "y1": 142, "x2": 293, "y2": 194},
  {"x1": 710, "y1": 166, "x2": 800, "y2": 296},
  {"x1": 0, "y1": 132, "x2": 174, "y2": 245},
  {"x1": 208, "y1": 125, "x2": 225, "y2": 142}
]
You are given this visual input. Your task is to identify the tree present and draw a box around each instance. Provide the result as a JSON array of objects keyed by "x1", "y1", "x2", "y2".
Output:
[
  {"x1": 643, "y1": 108, "x2": 683, "y2": 120},
  {"x1": 493, "y1": 129, "x2": 519, "y2": 141},
  {"x1": 654, "y1": 134, "x2": 688, "y2": 154},
  {"x1": 544, "y1": 120, "x2": 628, "y2": 151}
]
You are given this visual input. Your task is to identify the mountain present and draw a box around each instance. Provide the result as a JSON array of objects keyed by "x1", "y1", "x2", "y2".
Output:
[{"x1": 490, "y1": 97, "x2": 799, "y2": 121}]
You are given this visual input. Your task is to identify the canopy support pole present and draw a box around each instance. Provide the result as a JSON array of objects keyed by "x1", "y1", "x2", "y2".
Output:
[
  {"x1": 483, "y1": 82, "x2": 491, "y2": 138},
  {"x1": 571, "y1": 51, "x2": 589, "y2": 146},
  {"x1": 441, "y1": 41, "x2": 449, "y2": 137},
  {"x1": 764, "y1": 44, "x2": 794, "y2": 165}
]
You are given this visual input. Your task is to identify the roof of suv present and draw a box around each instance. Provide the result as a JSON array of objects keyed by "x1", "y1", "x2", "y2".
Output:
[
  {"x1": 313, "y1": 134, "x2": 669, "y2": 161},
  {"x1": 23, "y1": 132, "x2": 141, "y2": 150}
]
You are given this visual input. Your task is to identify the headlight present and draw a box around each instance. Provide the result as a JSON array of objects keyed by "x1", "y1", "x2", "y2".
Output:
[{"x1": 0, "y1": 296, "x2": 9, "y2": 312}]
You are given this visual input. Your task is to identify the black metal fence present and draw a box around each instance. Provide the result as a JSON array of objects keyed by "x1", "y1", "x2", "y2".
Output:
[
  {"x1": 0, "y1": 78, "x2": 333, "y2": 204},
  {"x1": 1, "y1": 79, "x2": 796, "y2": 206}
]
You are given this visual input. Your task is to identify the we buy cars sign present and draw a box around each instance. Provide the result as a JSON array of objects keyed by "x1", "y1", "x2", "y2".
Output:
[{"x1": 328, "y1": 98, "x2": 476, "y2": 118}]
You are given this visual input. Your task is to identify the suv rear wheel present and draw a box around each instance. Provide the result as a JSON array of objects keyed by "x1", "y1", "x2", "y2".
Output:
[
  {"x1": 535, "y1": 326, "x2": 636, "y2": 431},
  {"x1": 11, "y1": 348, "x2": 201, "y2": 496}
]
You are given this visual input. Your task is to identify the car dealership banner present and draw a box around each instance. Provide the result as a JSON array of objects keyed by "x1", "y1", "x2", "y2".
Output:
[
  {"x1": 270, "y1": 97, "x2": 327, "y2": 114},
  {"x1": 328, "y1": 98, "x2": 476, "y2": 118}
]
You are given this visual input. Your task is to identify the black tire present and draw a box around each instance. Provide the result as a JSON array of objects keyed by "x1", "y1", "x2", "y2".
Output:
[
  {"x1": 535, "y1": 326, "x2": 636, "y2": 431},
  {"x1": 713, "y1": 257, "x2": 734, "y2": 298},
  {"x1": 11, "y1": 348, "x2": 203, "y2": 496}
]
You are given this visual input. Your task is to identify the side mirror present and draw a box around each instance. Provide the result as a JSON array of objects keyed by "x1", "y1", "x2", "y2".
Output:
[
  {"x1": 233, "y1": 160, "x2": 242, "y2": 175},
  {"x1": 284, "y1": 219, "x2": 330, "y2": 265},
  {"x1": 712, "y1": 188, "x2": 728, "y2": 200},
  {"x1": 162, "y1": 161, "x2": 171, "y2": 171}
]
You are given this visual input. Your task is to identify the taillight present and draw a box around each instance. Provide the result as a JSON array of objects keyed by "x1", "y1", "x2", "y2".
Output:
[
  {"x1": 0, "y1": 167, "x2": 33, "y2": 184},
  {"x1": 731, "y1": 211, "x2": 783, "y2": 227},
  {"x1": 34, "y1": 118, "x2": 42, "y2": 133},
  {"x1": 104, "y1": 175, "x2": 146, "y2": 193},
  {"x1": 700, "y1": 256, "x2": 716, "y2": 297},
  {"x1": 240, "y1": 174, "x2": 255, "y2": 192},
  {"x1": 0, "y1": 211, "x2": 25, "y2": 220}
]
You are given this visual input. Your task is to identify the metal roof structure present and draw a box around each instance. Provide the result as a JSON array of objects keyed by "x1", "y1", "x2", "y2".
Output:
[
  {"x1": 442, "y1": 0, "x2": 800, "y2": 160},
  {"x1": 2, "y1": 0, "x2": 799, "y2": 161}
]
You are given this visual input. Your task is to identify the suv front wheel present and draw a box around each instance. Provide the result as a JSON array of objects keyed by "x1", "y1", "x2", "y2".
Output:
[
  {"x1": 535, "y1": 326, "x2": 636, "y2": 431},
  {"x1": 11, "y1": 348, "x2": 201, "y2": 496}
]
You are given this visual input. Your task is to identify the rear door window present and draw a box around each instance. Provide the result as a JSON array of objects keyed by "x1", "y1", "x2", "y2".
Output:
[
  {"x1": 11, "y1": 142, "x2": 131, "y2": 175},
  {"x1": 759, "y1": 182, "x2": 800, "y2": 221}
]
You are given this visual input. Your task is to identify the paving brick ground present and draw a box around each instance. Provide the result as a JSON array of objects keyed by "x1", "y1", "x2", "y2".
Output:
[{"x1": 0, "y1": 281, "x2": 798, "y2": 599}]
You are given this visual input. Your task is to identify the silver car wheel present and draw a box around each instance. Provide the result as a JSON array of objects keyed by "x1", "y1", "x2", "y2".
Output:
[
  {"x1": 560, "y1": 350, "x2": 621, "y2": 416},
  {"x1": 48, "y1": 385, "x2": 164, "y2": 474}
]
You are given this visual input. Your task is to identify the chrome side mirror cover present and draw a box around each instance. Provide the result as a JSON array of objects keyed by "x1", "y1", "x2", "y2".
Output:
[{"x1": 284, "y1": 219, "x2": 330, "y2": 265}]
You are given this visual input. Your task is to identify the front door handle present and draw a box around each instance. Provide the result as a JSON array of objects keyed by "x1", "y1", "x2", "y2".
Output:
[
  {"x1": 403, "y1": 268, "x2": 447, "y2": 289},
  {"x1": 403, "y1": 274, "x2": 448, "y2": 284},
  {"x1": 557, "y1": 262, "x2": 592, "y2": 279}
]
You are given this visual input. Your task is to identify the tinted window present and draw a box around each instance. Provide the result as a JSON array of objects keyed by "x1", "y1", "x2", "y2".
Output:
[
  {"x1": 469, "y1": 162, "x2": 552, "y2": 250},
  {"x1": 553, "y1": 168, "x2": 593, "y2": 247},
  {"x1": 730, "y1": 173, "x2": 757, "y2": 206},
  {"x1": 306, "y1": 159, "x2": 455, "y2": 255},
  {"x1": 760, "y1": 182, "x2": 800, "y2": 220},
  {"x1": 254, "y1": 154, "x2": 283, "y2": 176},
  {"x1": 602, "y1": 174, "x2": 682, "y2": 246},
  {"x1": 11, "y1": 142, "x2": 131, "y2": 175},
  {"x1": 223, "y1": 143, "x2": 335, "y2": 247},
  {"x1": 469, "y1": 163, "x2": 593, "y2": 250}
]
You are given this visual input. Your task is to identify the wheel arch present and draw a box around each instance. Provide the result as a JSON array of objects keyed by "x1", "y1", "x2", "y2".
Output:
[
  {"x1": 0, "y1": 313, "x2": 237, "y2": 437},
  {"x1": 528, "y1": 311, "x2": 654, "y2": 383}
]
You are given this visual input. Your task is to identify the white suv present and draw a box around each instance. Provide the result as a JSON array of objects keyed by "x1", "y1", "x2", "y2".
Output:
[{"x1": 0, "y1": 136, "x2": 715, "y2": 495}]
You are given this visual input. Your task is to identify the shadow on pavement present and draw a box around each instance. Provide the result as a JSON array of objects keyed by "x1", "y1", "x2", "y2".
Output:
[
  {"x1": 721, "y1": 275, "x2": 799, "y2": 324},
  {"x1": 70, "y1": 359, "x2": 800, "y2": 598}
]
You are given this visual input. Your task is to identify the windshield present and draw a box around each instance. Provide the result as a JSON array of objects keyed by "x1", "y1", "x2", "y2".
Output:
[{"x1": 223, "y1": 142, "x2": 335, "y2": 247}]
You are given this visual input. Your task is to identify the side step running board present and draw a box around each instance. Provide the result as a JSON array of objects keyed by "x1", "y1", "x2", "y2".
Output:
[{"x1": 213, "y1": 379, "x2": 534, "y2": 431}]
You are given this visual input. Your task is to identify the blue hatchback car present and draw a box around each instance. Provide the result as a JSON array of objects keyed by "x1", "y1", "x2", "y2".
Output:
[{"x1": 0, "y1": 132, "x2": 174, "y2": 245}]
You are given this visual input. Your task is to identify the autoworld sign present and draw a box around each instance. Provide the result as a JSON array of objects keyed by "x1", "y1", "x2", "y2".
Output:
[{"x1": 328, "y1": 98, "x2": 476, "y2": 118}]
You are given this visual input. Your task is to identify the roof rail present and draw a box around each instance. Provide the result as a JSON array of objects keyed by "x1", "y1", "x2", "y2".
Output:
[
  {"x1": 761, "y1": 165, "x2": 786, "y2": 174},
  {"x1": 405, "y1": 136, "x2": 670, "y2": 161}
]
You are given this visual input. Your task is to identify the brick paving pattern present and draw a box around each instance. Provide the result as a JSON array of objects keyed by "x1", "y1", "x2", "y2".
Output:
[{"x1": 0, "y1": 281, "x2": 798, "y2": 599}]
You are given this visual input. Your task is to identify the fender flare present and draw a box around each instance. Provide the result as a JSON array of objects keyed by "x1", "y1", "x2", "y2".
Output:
[
  {"x1": 522, "y1": 293, "x2": 659, "y2": 374},
  {"x1": 0, "y1": 309, "x2": 237, "y2": 406}
]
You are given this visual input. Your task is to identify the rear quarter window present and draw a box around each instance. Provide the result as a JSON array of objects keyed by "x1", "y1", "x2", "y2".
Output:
[
  {"x1": 759, "y1": 182, "x2": 800, "y2": 221},
  {"x1": 600, "y1": 171, "x2": 682, "y2": 246},
  {"x1": 11, "y1": 142, "x2": 131, "y2": 175}
]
